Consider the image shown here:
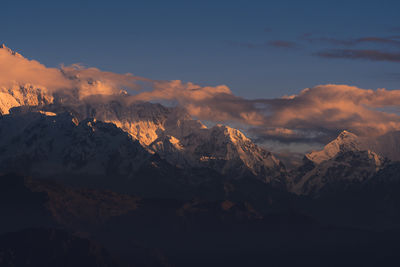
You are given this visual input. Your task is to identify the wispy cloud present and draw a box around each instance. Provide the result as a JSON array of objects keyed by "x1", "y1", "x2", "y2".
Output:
[
  {"x1": 315, "y1": 49, "x2": 400, "y2": 62},
  {"x1": 268, "y1": 40, "x2": 298, "y2": 49},
  {"x1": 263, "y1": 27, "x2": 272, "y2": 33},
  {"x1": 389, "y1": 27, "x2": 400, "y2": 33},
  {"x1": 229, "y1": 30, "x2": 400, "y2": 63},
  {"x1": 387, "y1": 73, "x2": 400, "y2": 81},
  {"x1": 226, "y1": 40, "x2": 299, "y2": 50},
  {"x1": 297, "y1": 33, "x2": 400, "y2": 63},
  {"x1": 302, "y1": 34, "x2": 400, "y2": 47}
]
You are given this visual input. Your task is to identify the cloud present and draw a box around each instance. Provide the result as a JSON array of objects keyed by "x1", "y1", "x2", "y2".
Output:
[
  {"x1": 263, "y1": 27, "x2": 272, "y2": 33},
  {"x1": 130, "y1": 81, "x2": 400, "y2": 145},
  {"x1": 387, "y1": 73, "x2": 400, "y2": 81},
  {"x1": 60, "y1": 65, "x2": 147, "y2": 98},
  {"x1": 267, "y1": 40, "x2": 298, "y2": 49},
  {"x1": 231, "y1": 33, "x2": 400, "y2": 64},
  {"x1": 0, "y1": 45, "x2": 146, "y2": 99},
  {"x1": 389, "y1": 27, "x2": 400, "y2": 33},
  {"x1": 315, "y1": 49, "x2": 400, "y2": 62},
  {"x1": 301, "y1": 35, "x2": 355, "y2": 46},
  {"x1": 226, "y1": 40, "x2": 299, "y2": 50},
  {"x1": 0, "y1": 45, "x2": 73, "y2": 90},
  {"x1": 131, "y1": 80, "x2": 265, "y2": 125},
  {"x1": 298, "y1": 34, "x2": 400, "y2": 63},
  {"x1": 252, "y1": 85, "x2": 400, "y2": 141},
  {"x1": 301, "y1": 34, "x2": 400, "y2": 47},
  {"x1": 134, "y1": 82, "x2": 400, "y2": 144},
  {"x1": 0, "y1": 44, "x2": 263, "y2": 126},
  {"x1": 356, "y1": 37, "x2": 400, "y2": 46},
  {"x1": 226, "y1": 41, "x2": 268, "y2": 49},
  {"x1": 4, "y1": 45, "x2": 400, "y2": 149}
]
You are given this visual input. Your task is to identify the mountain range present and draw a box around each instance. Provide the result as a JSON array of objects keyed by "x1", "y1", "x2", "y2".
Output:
[{"x1": 1, "y1": 84, "x2": 398, "y2": 198}]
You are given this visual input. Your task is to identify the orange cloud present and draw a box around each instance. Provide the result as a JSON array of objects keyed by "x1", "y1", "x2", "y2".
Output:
[
  {"x1": 130, "y1": 83, "x2": 400, "y2": 143},
  {"x1": 256, "y1": 84, "x2": 400, "y2": 141},
  {"x1": 0, "y1": 46, "x2": 145, "y2": 100},
  {"x1": 131, "y1": 80, "x2": 265, "y2": 125},
  {"x1": 131, "y1": 83, "x2": 400, "y2": 142},
  {"x1": 61, "y1": 65, "x2": 147, "y2": 98},
  {"x1": 0, "y1": 46, "x2": 72, "y2": 90}
]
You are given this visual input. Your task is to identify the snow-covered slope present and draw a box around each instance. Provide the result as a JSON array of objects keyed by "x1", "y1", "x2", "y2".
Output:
[
  {"x1": 0, "y1": 107, "x2": 151, "y2": 181},
  {"x1": 151, "y1": 123, "x2": 284, "y2": 182},
  {"x1": 292, "y1": 150, "x2": 385, "y2": 196},
  {"x1": 0, "y1": 85, "x2": 53, "y2": 115},
  {"x1": 0, "y1": 45, "x2": 53, "y2": 114},
  {"x1": 290, "y1": 130, "x2": 386, "y2": 196},
  {"x1": 48, "y1": 100, "x2": 285, "y2": 182},
  {"x1": 51, "y1": 100, "x2": 200, "y2": 147},
  {"x1": 306, "y1": 131, "x2": 365, "y2": 164}
]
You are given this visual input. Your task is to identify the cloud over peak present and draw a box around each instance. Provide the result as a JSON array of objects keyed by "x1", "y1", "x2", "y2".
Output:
[
  {"x1": 0, "y1": 45, "x2": 72, "y2": 91},
  {"x1": 2, "y1": 45, "x2": 400, "y2": 152}
]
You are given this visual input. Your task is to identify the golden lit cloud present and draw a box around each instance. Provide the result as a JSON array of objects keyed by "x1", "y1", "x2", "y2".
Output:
[
  {"x1": 0, "y1": 46, "x2": 72, "y2": 90},
  {"x1": 0, "y1": 46, "x2": 145, "y2": 99}
]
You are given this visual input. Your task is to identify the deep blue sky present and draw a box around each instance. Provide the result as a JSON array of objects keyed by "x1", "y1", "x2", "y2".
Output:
[{"x1": 1, "y1": 0, "x2": 399, "y2": 98}]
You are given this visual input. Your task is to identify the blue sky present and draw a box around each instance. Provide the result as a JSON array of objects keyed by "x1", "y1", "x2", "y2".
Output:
[{"x1": 1, "y1": 0, "x2": 399, "y2": 99}]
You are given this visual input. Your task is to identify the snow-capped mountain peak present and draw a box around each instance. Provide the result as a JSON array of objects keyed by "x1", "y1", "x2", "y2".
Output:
[
  {"x1": 290, "y1": 130, "x2": 387, "y2": 196},
  {"x1": 214, "y1": 124, "x2": 251, "y2": 144},
  {"x1": 306, "y1": 130, "x2": 363, "y2": 164}
]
